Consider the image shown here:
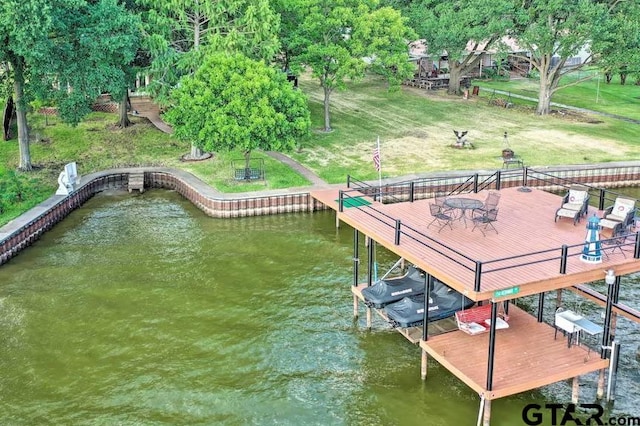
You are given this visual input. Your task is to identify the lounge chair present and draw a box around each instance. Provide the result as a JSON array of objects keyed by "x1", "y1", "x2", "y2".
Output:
[
  {"x1": 599, "y1": 197, "x2": 636, "y2": 233},
  {"x1": 554, "y1": 186, "x2": 590, "y2": 225}
]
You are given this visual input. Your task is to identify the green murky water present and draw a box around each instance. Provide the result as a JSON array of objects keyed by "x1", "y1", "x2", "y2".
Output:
[{"x1": 0, "y1": 189, "x2": 638, "y2": 425}]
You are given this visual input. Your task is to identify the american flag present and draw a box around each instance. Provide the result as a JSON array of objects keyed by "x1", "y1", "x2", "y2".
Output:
[{"x1": 373, "y1": 146, "x2": 380, "y2": 172}]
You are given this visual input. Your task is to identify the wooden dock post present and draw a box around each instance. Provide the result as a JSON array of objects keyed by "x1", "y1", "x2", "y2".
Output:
[
  {"x1": 597, "y1": 369, "x2": 606, "y2": 399},
  {"x1": 421, "y1": 348, "x2": 428, "y2": 380},
  {"x1": 482, "y1": 398, "x2": 491, "y2": 426},
  {"x1": 353, "y1": 295, "x2": 359, "y2": 318},
  {"x1": 555, "y1": 288, "x2": 563, "y2": 310},
  {"x1": 571, "y1": 376, "x2": 580, "y2": 403},
  {"x1": 366, "y1": 307, "x2": 372, "y2": 329}
]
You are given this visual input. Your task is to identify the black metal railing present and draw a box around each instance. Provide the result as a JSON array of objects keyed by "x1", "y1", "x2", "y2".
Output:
[{"x1": 340, "y1": 166, "x2": 640, "y2": 293}]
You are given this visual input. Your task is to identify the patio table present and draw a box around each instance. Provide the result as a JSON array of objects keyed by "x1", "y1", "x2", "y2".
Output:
[{"x1": 444, "y1": 197, "x2": 483, "y2": 228}]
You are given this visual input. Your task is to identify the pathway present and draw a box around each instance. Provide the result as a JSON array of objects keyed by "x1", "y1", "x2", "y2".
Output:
[{"x1": 265, "y1": 151, "x2": 327, "y2": 186}]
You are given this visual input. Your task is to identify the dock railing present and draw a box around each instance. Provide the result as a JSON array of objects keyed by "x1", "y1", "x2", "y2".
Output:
[{"x1": 341, "y1": 165, "x2": 640, "y2": 294}]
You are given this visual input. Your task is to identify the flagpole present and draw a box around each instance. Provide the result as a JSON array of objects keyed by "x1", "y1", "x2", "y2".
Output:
[{"x1": 377, "y1": 136, "x2": 382, "y2": 200}]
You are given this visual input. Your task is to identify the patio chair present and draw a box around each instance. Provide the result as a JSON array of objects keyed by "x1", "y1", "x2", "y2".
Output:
[
  {"x1": 427, "y1": 203, "x2": 454, "y2": 232},
  {"x1": 471, "y1": 208, "x2": 499, "y2": 236},
  {"x1": 474, "y1": 191, "x2": 501, "y2": 216},
  {"x1": 599, "y1": 197, "x2": 636, "y2": 233},
  {"x1": 554, "y1": 186, "x2": 590, "y2": 225},
  {"x1": 434, "y1": 192, "x2": 453, "y2": 212},
  {"x1": 601, "y1": 223, "x2": 632, "y2": 259}
]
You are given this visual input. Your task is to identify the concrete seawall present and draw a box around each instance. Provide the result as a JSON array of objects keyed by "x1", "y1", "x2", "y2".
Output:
[{"x1": 2, "y1": 162, "x2": 640, "y2": 266}]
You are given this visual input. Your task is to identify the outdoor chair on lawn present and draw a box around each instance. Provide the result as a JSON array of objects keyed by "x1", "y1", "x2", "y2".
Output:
[
  {"x1": 599, "y1": 197, "x2": 636, "y2": 234},
  {"x1": 428, "y1": 203, "x2": 454, "y2": 232},
  {"x1": 471, "y1": 208, "x2": 499, "y2": 236},
  {"x1": 555, "y1": 186, "x2": 590, "y2": 226}
]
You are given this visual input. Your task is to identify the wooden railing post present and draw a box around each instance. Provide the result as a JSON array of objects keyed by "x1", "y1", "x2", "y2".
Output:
[
  {"x1": 338, "y1": 190, "x2": 344, "y2": 212},
  {"x1": 395, "y1": 220, "x2": 401, "y2": 245},
  {"x1": 495, "y1": 171, "x2": 502, "y2": 191},
  {"x1": 473, "y1": 174, "x2": 479, "y2": 193},
  {"x1": 409, "y1": 182, "x2": 415, "y2": 202}
]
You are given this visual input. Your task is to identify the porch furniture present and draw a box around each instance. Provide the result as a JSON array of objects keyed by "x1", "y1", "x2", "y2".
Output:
[
  {"x1": 503, "y1": 156, "x2": 524, "y2": 168},
  {"x1": 471, "y1": 208, "x2": 499, "y2": 236},
  {"x1": 444, "y1": 197, "x2": 483, "y2": 228},
  {"x1": 554, "y1": 308, "x2": 602, "y2": 348},
  {"x1": 427, "y1": 203, "x2": 454, "y2": 232},
  {"x1": 602, "y1": 225, "x2": 633, "y2": 259},
  {"x1": 555, "y1": 186, "x2": 590, "y2": 225},
  {"x1": 599, "y1": 197, "x2": 636, "y2": 233},
  {"x1": 455, "y1": 303, "x2": 509, "y2": 336},
  {"x1": 475, "y1": 191, "x2": 501, "y2": 215}
]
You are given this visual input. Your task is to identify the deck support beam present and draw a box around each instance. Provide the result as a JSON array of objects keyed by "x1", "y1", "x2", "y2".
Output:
[
  {"x1": 486, "y1": 302, "x2": 498, "y2": 391},
  {"x1": 421, "y1": 348, "x2": 428, "y2": 380},
  {"x1": 353, "y1": 229, "x2": 359, "y2": 318},
  {"x1": 422, "y1": 274, "x2": 432, "y2": 341},
  {"x1": 571, "y1": 376, "x2": 580, "y2": 403},
  {"x1": 555, "y1": 289, "x2": 563, "y2": 310},
  {"x1": 482, "y1": 398, "x2": 491, "y2": 426},
  {"x1": 597, "y1": 369, "x2": 606, "y2": 399},
  {"x1": 537, "y1": 291, "x2": 545, "y2": 322},
  {"x1": 366, "y1": 238, "x2": 375, "y2": 330}
]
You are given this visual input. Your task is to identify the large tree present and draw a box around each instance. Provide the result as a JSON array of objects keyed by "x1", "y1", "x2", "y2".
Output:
[
  {"x1": 140, "y1": 0, "x2": 280, "y2": 158},
  {"x1": 286, "y1": 0, "x2": 414, "y2": 132},
  {"x1": 0, "y1": 0, "x2": 140, "y2": 170},
  {"x1": 507, "y1": 0, "x2": 623, "y2": 115},
  {"x1": 590, "y1": 1, "x2": 640, "y2": 85},
  {"x1": 164, "y1": 53, "x2": 310, "y2": 172},
  {"x1": 404, "y1": 0, "x2": 512, "y2": 95}
]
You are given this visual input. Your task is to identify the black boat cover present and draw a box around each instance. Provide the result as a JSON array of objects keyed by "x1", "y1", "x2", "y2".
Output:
[
  {"x1": 384, "y1": 282, "x2": 475, "y2": 328},
  {"x1": 361, "y1": 266, "x2": 426, "y2": 308}
]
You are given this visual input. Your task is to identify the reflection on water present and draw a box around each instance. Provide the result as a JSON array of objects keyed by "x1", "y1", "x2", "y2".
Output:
[{"x1": 0, "y1": 189, "x2": 638, "y2": 425}]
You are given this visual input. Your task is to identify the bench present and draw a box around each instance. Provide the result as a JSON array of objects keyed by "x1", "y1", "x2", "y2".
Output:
[
  {"x1": 234, "y1": 168, "x2": 264, "y2": 181},
  {"x1": 503, "y1": 157, "x2": 524, "y2": 168},
  {"x1": 455, "y1": 303, "x2": 509, "y2": 335}
]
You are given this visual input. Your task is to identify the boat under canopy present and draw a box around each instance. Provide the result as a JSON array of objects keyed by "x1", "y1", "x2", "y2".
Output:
[
  {"x1": 361, "y1": 265, "x2": 426, "y2": 308},
  {"x1": 384, "y1": 284, "x2": 475, "y2": 328}
]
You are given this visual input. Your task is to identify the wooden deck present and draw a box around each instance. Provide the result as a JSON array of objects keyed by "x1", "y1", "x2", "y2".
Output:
[
  {"x1": 311, "y1": 186, "x2": 640, "y2": 302},
  {"x1": 419, "y1": 304, "x2": 609, "y2": 400}
]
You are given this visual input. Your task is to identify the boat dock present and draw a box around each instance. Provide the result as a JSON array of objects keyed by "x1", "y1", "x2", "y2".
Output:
[{"x1": 311, "y1": 177, "x2": 640, "y2": 425}]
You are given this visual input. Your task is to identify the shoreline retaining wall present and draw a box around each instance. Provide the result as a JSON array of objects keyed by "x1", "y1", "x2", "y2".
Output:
[{"x1": 2, "y1": 163, "x2": 640, "y2": 266}]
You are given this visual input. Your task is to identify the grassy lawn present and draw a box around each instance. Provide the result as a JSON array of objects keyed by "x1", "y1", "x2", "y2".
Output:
[
  {"x1": 2, "y1": 71, "x2": 640, "y2": 226},
  {"x1": 292, "y1": 73, "x2": 640, "y2": 182},
  {"x1": 474, "y1": 71, "x2": 640, "y2": 120}
]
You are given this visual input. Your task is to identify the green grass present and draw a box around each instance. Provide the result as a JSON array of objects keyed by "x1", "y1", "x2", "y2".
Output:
[
  {"x1": 474, "y1": 71, "x2": 640, "y2": 120},
  {"x1": 2, "y1": 71, "x2": 640, "y2": 227}
]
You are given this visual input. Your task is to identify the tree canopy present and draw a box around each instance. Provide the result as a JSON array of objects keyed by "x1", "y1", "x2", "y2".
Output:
[
  {"x1": 282, "y1": 0, "x2": 414, "y2": 132},
  {"x1": 164, "y1": 53, "x2": 310, "y2": 165},
  {"x1": 507, "y1": 0, "x2": 624, "y2": 114},
  {"x1": 403, "y1": 0, "x2": 512, "y2": 95},
  {"x1": 0, "y1": 0, "x2": 140, "y2": 170}
]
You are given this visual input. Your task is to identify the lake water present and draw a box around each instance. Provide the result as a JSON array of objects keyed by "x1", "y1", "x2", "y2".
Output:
[{"x1": 0, "y1": 189, "x2": 638, "y2": 425}]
